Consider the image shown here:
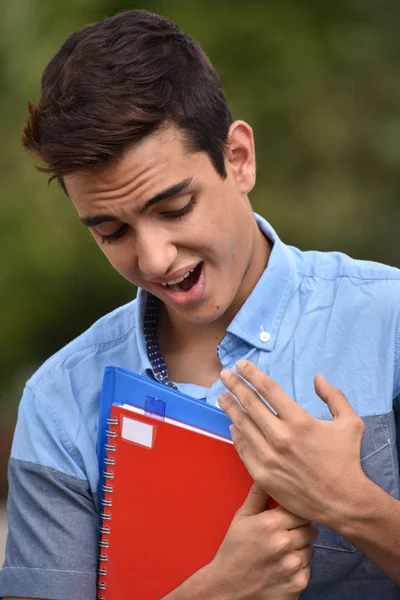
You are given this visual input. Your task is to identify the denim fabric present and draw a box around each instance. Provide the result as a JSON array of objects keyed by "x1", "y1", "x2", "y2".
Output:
[
  {"x1": 1, "y1": 460, "x2": 98, "y2": 600},
  {"x1": 302, "y1": 411, "x2": 400, "y2": 598}
]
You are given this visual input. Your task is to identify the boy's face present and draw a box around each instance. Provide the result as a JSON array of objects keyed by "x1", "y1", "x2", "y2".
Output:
[{"x1": 65, "y1": 122, "x2": 263, "y2": 327}]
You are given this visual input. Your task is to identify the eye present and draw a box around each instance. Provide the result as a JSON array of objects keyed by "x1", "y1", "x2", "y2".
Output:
[
  {"x1": 160, "y1": 198, "x2": 197, "y2": 219},
  {"x1": 99, "y1": 224, "x2": 129, "y2": 244}
]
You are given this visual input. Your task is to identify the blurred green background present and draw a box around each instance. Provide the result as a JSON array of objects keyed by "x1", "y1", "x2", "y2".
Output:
[{"x1": 1, "y1": 0, "x2": 400, "y2": 492}]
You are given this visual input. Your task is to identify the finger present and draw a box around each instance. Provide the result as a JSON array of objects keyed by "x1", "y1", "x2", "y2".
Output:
[
  {"x1": 228, "y1": 421, "x2": 274, "y2": 487},
  {"x1": 289, "y1": 523, "x2": 319, "y2": 550},
  {"x1": 314, "y1": 374, "x2": 355, "y2": 419},
  {"x1": 218, "y1": 390, "x2": 268, "y2": 450},
  {"x1": 235, "y1": 360, "x2": 307, "y2": 421},
  {"x1": 220, "y1": 369, "x2": 278, "y2": 437},
  {"x1": 236, "y1": 483, "x2": 270, "y2": 518},
  {"x1": 297, "y1": 544, "x2": 314, "y2": 568},
  {"x1": 271, "y1": 506, "x2": 310, "y2": 530}
]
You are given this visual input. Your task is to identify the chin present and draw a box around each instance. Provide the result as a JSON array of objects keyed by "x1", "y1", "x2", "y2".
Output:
[{"x1": 185, "y1": 301, "x2": 231, "y2": 326}]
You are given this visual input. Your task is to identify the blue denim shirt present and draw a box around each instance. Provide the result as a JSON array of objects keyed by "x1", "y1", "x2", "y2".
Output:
[{"x1": 1, "y1": 214, "x2": 399, "y2": 599}]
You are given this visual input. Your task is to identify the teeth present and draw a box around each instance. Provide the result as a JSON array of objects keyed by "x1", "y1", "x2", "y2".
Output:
[{"x1": 161, "y1": 268, "x2": 195, "y2": 287}]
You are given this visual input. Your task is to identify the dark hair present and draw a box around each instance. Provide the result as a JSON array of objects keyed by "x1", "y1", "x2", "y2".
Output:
[{"x1": 22, "y1": 10, "x2": 232, "y2": 184}]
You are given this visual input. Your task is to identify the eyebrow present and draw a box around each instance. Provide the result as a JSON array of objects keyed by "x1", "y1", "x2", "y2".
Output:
[{"x1": 80, "y1": 177, "x2": 194, "y2": 228}]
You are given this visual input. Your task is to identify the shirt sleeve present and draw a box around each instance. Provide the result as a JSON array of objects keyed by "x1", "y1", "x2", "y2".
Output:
[{"x1": 0, "y1": 386, "x2": 99, "y2": 600}]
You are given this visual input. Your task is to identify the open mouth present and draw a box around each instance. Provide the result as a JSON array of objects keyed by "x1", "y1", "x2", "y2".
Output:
[{"x1": 162, "y1": 262, "x2": 203, "y2": 293}]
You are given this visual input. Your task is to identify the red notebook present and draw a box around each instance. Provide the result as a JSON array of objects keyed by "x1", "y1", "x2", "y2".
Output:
[{"x1": 97, "y1": 403, "x2": 275, "y2": 600}]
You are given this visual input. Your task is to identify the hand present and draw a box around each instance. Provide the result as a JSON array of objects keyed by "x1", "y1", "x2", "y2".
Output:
[
  {"x1": 210, "y1": 483, "x2": 316, "y2": 600},
  {"x1": 218, "y1": 360, "x2": 367, "y2": 528}
]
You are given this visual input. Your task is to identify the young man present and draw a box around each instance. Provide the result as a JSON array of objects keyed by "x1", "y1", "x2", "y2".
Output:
[{"x1": 1, "y1": 9, "x2": 399, "y2": 600}]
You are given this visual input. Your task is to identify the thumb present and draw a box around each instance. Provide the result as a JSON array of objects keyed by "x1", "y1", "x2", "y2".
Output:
[
  {"x1": 314, "y1": 374, "x2": 353, "y2": 419},
  {"x1": 236, "y1": 483, "x2": 270, "y2": 518}
]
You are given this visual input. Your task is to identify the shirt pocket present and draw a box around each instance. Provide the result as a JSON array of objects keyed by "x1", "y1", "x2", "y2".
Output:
[{"x1": 313, "y1": 412, "x2": 398, "y2": 554}]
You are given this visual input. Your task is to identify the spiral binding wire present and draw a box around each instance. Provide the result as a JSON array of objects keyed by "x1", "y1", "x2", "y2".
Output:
[{"x1": 97, "y1": 415, "x2": 119, "y2": 599}]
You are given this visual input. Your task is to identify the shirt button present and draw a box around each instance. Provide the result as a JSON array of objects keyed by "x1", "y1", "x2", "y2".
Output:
[{"x1": 259, "y1": 330, "x2": 271, "y2": 343}]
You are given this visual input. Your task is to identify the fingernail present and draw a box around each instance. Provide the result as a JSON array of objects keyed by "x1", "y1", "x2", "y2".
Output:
[
  {"x1": 218, "y1": 392, "x2": 230, "y2": 406},
  {"x1": 236, "y1": 359, "x2": 247, "y2": 370},
  {"x1": 220, "y1": 369, "x2": 233, "y2": 382}
]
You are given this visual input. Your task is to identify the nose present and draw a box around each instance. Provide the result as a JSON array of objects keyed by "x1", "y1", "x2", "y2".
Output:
[{"x1": 136, "y1": 227, "x2": 177, "y2": 280}]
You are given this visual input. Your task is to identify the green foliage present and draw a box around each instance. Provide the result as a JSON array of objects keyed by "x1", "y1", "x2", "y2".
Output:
[{"x1": 1, "y1": 0, "x2": 400, "y2": 408}]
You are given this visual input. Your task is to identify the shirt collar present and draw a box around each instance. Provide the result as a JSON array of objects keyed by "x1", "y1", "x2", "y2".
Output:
[
  {"x1": 227, "y1": 213, "x2": 300, "y2": 351},
  {"x1": 136, "y1": 213, "x2": 300, "y2": 375},
  {"x1": 135, "y1": 288, "x2": 154, "y2": 377},
  {"x1": 136, "y1": 290, "x2": 178, "y2": 387}
]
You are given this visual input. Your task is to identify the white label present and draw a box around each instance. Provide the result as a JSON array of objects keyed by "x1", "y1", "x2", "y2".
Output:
[{"x1": 121, "y1": 416, "x2": 154, "y2": 448}]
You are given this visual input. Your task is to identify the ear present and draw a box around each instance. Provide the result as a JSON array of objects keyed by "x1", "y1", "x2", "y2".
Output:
[{"x1": 226, "y1": 120, "x2": 256, "y2": 194}]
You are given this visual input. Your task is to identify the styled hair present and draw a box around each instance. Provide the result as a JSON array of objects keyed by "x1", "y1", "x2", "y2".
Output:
[{"x1": 22, "y1": 10, "x2": 232, "y2": 184}]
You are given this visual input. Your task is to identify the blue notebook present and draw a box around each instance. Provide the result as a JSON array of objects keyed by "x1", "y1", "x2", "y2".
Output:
[{"x1": 97, "y1": 366, "x2": 233, "y2": 499}]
